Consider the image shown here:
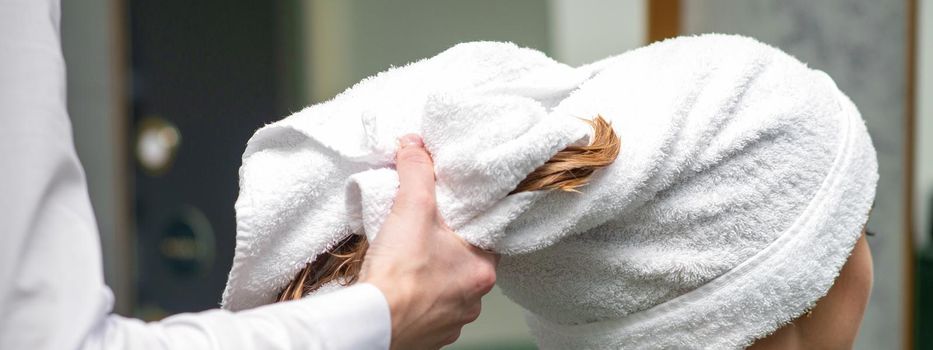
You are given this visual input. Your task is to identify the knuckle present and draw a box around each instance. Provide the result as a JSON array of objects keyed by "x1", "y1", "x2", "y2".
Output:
[
  {"x1": 442, "y1": 329, "x2": 462, "y2": 345},
  {"x1": 473, "y1": 264, "x2": 497, "y2": 293},
  {"x1": 482, "y1": 264, "x2": 498, "y2": 285},
  {"x1": 464, "y1": 303, "x2": 482, "y2": 323}
]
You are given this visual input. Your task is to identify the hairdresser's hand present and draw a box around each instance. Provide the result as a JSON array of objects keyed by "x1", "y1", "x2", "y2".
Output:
[{"x1": 359, "y1": 134, "x2": 499, "y2": 350}]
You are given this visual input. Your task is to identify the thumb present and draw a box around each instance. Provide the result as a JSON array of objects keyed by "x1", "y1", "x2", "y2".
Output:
[{"x1": 392, "y1": 134, "x2": 437, "y2": 216}]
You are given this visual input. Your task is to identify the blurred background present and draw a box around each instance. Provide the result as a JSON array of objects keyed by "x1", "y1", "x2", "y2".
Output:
[{"x1": 61, "y1": 0, "x2": 929, "y2": 348}]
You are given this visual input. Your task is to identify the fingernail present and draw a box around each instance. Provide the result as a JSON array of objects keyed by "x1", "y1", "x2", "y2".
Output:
[{"x1": 398, "y1": 134, "x2": 423, "y2": 148}]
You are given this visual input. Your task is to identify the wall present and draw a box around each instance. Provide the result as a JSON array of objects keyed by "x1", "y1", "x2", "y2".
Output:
[
  {"x1": 548, "y1": 0, "x2": 645, "y2": 66},
  {"x1": 61, "y1": 0, "x2": 131, "y2": 314},
  {"x1": 683, "y1": 1, "x2": 909, "y2": 348},
  {"x1": 303, "y1": 0, "x2": 550, "y2": 104},
  {"x1": 917, "y1": 0, "x2": 932, "y2": 250}
]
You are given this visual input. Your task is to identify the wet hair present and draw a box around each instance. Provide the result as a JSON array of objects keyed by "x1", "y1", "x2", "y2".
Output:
[{"x1": 276, "y1": 115, "x2": 620, "y2": 302}]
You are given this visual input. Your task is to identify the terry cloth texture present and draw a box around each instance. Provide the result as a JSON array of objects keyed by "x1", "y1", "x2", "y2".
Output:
[{"x1": 221, "y1": 34, "x2": 878, "y2": 349}]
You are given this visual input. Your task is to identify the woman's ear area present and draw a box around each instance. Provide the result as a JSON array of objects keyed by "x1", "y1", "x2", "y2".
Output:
[
  {"x1": 750, "y1": 228, "x2": 873, "y2": 349},
  {"x1": 857, "y1": 226, "x2": 875, "y2": 287},
  {"x1": 798, "y1": 229, "x2": 873, "y2": 347}
]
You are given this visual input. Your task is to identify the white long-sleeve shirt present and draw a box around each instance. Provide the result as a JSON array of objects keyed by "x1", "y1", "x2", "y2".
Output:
[{"x1": 0, "y1": 0, "x2": 391, "y2": 348}]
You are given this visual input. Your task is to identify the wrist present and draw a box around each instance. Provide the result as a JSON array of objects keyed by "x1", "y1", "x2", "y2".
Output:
[{"x1": 362, "y1": 277, "x2": 412, "y2": 338}]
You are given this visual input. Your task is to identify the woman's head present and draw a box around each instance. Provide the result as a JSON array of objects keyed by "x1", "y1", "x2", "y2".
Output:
[
  {"x1": 750, "y1": 227, "x2": 873, "y2": 349},
  {"x1": 225, "y1": 36, "x2": 879, "y2": 349}
]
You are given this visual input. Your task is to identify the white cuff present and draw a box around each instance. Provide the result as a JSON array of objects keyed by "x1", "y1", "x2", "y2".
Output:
[{"x1": 293, "y1": 283, "x2": 392, "y2": 349}]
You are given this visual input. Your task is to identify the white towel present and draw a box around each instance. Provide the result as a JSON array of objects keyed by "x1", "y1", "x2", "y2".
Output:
[{"x1": 222, "y1": 34, "x2": 878, "y2": 349}]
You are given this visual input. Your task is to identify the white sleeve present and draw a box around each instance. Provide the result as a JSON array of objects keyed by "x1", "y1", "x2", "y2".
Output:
[
  {"x1": 85, "y1": 284, "x2": 392, "y2": 350},
  {"x1": 0, "y1": 0, "x2": 391, "y2": 349}
]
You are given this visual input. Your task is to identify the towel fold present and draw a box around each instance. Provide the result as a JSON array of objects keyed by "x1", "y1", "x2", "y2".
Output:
[{"x1": 222, "y1": 34, "x2": 878, "y2": 349}]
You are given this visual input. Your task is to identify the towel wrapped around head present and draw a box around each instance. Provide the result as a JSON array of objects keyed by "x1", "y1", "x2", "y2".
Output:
[{"x1": 221, "y1": 34, "x2": 878, "y2": 349}]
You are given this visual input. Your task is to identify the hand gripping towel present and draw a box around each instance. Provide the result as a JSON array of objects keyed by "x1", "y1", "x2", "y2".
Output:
[{"x1": 221, "y1": 34, "x2": 878, "y2": 349}]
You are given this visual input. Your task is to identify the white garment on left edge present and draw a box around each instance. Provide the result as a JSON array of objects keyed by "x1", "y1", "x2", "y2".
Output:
[{"x1": 0, "y1": 0, "x2": 389, "y2": 349}]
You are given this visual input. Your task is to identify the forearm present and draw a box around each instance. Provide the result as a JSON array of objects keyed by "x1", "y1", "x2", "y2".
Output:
[{"x1": 83, "y1": 284, "x2": 391, "y2": 350}]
